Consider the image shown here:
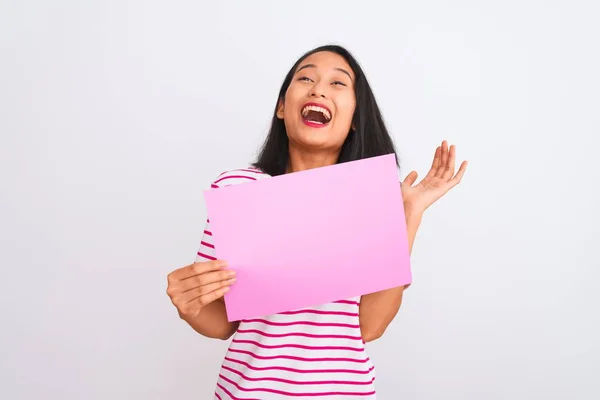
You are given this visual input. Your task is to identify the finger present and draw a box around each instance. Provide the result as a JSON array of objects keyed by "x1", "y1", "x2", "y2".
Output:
[
  {"x1": 194, "y1": 268, "x2": 236, "y2": 287},
  {"x1": 431, "y1": 145, "x2": 441, "y2": 169},
  {"x1": 442, "y1": 144, "x2": 456, "y2": 180},
  {"x1": 450, "y1": 160, "x2": 468, "y2": 185},
  {"x1": 177, "y1": 277, "x2": 237, "y2": 304},
  {"x1": 435, "y1": 141, "x2": 448, "y2": 178},
  {"x1": 175, "y1": 269, "x2": 237, "y2": 293},
  {"x1": 424, "y1": 146, "x2": 441, "y2": 180},
  {"x1": 189, "y1": 286, "x2": 231, "y2": 310},
  {"x1": 168, "y1": 260, "x2": 226, "y2": 281},
  {"x1": 402, "y1": 171, "x2": 418, "y2": 187}
]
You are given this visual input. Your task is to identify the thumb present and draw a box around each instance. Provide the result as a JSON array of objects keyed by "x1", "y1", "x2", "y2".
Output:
[{"x1": 403, "y1": 171, "x2": 418, "y2": 186}]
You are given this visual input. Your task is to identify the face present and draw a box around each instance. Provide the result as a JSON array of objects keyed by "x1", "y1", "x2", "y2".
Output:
[{"x1": 277, "y1": 51, "x2": 356, "y2": 153}]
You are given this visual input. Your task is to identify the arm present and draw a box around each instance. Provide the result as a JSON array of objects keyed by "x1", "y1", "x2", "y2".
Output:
[
  {"x1": 177, "y1": 212, "x2": 239, "y2": 340},
  {"x1": 358, "y1": 140, "x2": 467, "y2": 342},
  {"x1": 177, "y1": 170, "x2": 265, "y2": 340},
  {"x1": 184, "y1": 223, "x2": 238, "y2": 340},
  {"x1": 359, "y1": 209, "x2": 422, "y2": 342}
]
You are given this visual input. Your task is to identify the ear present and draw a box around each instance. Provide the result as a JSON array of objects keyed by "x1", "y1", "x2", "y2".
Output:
[{"x1": 276, "y1": 99, "x2": 285, "y2": 119}]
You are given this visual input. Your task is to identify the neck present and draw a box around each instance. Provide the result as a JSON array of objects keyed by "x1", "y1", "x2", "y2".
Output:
[{"x1": 286, "y1": 144, "x2": 340, "y2": 173}]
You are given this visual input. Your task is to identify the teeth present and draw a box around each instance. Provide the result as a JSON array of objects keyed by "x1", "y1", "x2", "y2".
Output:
[{"x1": 302, "y1": 105, "x2": 331, "y2": 121}]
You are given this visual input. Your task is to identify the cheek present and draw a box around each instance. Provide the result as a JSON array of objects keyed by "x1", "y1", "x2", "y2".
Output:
[
  {"x1": 285, "y1": 85, "x2": 303, "y2": 105},
  {"x1": 283, "y1": 95, "x2": 301, "y2": 119},
  {"x1": 336, "y1": 97, "x2": 356, "y2": 127}
]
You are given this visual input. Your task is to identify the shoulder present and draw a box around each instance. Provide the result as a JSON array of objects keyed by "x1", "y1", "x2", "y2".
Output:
[{"x1": 209, "y1": 167, "x2": 270, "y2": 189}]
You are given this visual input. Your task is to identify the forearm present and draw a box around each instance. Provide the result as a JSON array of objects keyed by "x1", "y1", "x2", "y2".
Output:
[
  {"x1": 182, "y1": 298, "x2": 239, "y2": 340},
  {"x1": 359, "y1": 210, "x2": 422, "y2": 342}
]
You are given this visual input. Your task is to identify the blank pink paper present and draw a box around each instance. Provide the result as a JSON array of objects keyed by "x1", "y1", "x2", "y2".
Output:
[{"x1": 203, "y1": 153, "x2": 412, "y2": 322}]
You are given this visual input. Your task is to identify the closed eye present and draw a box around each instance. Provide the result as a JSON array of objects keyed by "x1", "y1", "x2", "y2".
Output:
[
  {"x1": 298, "y1": 76, "x2": 313, "y2": 82},
  {"x1": 332, "y1": 81, "x2": 347, "y2": 86}
]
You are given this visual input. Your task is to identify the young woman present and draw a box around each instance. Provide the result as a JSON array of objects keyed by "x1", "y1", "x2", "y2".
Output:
[{"x1": 166, "y1": 45, "x2": 467, "y2": 399}]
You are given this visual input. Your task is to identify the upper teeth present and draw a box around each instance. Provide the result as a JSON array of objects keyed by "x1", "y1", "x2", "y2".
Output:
[{"x1": 302, "y1": 105, "x2": 331, "y2": 121}]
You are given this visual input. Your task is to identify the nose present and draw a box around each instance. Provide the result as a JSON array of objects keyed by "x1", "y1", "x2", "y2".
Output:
[{"x1": 309, "y1": 80, "x2": 327, "y2": 98}]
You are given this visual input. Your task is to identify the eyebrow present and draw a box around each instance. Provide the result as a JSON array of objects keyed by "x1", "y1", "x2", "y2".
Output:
[{"x1": 296, "y1": 63, "x2": 353, "y2": 80}]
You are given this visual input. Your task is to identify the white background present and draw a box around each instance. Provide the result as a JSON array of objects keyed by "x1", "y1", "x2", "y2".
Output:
[{"x1": 1, "y1": 1, "x2": 599, "y2": 399}]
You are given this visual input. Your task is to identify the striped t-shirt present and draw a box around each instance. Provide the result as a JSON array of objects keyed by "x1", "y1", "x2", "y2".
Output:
[{"x1": 196, "y1": 168, "x2": 377, "y2": 399}]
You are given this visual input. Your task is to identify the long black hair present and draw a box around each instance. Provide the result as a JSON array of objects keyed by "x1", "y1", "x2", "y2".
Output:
[{"x1": 252, "y1": 44, "x2": 399, "y2": 176}]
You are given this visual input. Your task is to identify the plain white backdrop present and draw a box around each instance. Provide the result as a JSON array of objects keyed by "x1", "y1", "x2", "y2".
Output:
[{"x1": 1, "y1": 1, "x2": 599, "y2": 399}]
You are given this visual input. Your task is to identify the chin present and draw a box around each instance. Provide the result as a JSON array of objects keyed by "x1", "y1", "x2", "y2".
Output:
[{"x1": 295, "y1": 135, "x2": 345, "y2": 153}]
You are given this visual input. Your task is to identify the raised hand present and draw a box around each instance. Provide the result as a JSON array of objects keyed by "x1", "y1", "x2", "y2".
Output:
[{"x1": 401, "y1": 140, "x2": 468, "y2": 216}]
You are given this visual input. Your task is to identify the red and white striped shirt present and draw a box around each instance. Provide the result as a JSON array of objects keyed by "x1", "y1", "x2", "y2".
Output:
[{"x1": 196, "y1": 168, "x2": 377, "y2": 399}]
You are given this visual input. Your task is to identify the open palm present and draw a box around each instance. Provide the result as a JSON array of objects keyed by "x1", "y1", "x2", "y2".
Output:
[{"x1": 401, "y1": 140, "x2": 468, "y2": 215}]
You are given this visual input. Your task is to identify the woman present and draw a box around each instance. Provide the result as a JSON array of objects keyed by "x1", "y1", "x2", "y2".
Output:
[{"x1": 166, "y1": 45, "x2": 467, "y2": 399}]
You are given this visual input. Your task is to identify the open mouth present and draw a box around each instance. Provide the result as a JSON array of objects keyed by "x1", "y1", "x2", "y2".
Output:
[{"x1": 301, "y1": 103, "x2": 332, "y2": 127}]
